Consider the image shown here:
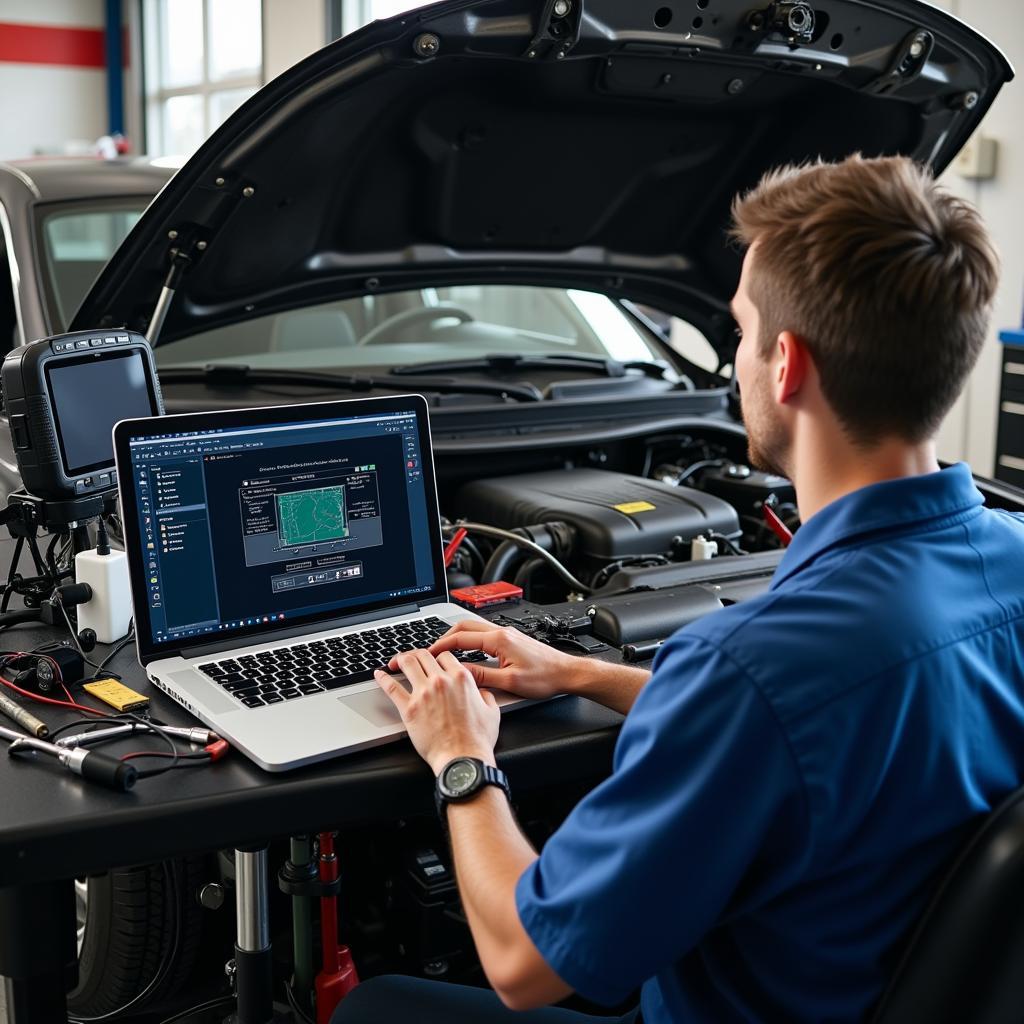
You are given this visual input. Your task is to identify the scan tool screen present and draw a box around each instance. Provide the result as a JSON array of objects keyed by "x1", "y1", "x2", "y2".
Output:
[{"x1": 124, "y1": 408, "x2": 436, "y2": 645}]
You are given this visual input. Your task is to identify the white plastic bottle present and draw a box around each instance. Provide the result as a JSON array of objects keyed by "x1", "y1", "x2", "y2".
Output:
[{"x1": 75, "y1": 519, "x2": 133, "y2": 644}]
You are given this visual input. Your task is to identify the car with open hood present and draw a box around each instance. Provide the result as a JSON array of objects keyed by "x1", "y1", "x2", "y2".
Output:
[
  {"x1": 0, "y1": 2, "x2": 1021, "y2": 1011},
  {"x1": 1, "y1": 0, "x2": 1021, "y2": 587}
]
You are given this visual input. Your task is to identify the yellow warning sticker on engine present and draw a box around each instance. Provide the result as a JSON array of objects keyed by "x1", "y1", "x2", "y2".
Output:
[{"x1": 613, "y1": 501, "x2": 657, "y2": 514}]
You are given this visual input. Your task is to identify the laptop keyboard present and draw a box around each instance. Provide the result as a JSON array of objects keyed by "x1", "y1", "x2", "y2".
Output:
[{"x1": 197, "y1": 616, "x2": 487, "y2": 709}]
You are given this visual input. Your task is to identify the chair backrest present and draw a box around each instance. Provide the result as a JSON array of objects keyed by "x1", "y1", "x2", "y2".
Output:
[{"x1": 871, "y1": 785, "x2": 1024, "y2": 1024}]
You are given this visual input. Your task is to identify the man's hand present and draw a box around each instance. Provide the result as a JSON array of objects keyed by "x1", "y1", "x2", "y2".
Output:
[
  {"x1": 389, "y1": 621, "x2": 587, "y2": 701},
  {"x1": 375, "y1": 650, "x2": 500, "y2": 774}
]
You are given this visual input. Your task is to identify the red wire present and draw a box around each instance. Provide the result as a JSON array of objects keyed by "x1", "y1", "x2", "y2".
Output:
[
  {"x1": 0, "y1": 675, "x2": 107, "y2": 716},
  {"x1": 763, "y1": 503, "x2": 794, "y2": 547},
  {"x1": 444, "y1": 527, "x2": 468, "y2": 568}
]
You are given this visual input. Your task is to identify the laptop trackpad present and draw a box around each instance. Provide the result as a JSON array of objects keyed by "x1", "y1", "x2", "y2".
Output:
[{"x1": 343, "y1": 690, "x2": 403, "y2": 728}]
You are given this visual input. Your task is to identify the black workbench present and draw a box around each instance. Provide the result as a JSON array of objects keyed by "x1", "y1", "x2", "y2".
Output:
[{"x1": 0, "y1": 535, "x2": 624, "y2": 1021}]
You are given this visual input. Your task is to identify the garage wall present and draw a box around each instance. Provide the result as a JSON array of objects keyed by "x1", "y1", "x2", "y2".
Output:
[
  {"x1": 0, "y1": 0, "x2": 109, "y2": 159},
  {"x1": 263, "y1": 0, "x2": 329, "y2": 81},
  {"x1": 933, "y1": 0, "x2": 1024, "y2": 476}
]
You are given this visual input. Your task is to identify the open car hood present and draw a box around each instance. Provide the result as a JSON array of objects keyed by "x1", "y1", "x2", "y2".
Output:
[{"x1": 72, "y1": 0, "x2": 1013, "y2": 362}]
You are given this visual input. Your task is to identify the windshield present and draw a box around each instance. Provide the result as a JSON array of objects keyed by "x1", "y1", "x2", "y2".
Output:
[
  {"x1": 38, "y1": 205, "x2": 715, "y2": 375},
  {"x1": 152, "y1": 285, "x2": 670, "y2": 370},
  {"x1": 41, "y1": 204, "x2": 146, "y2": 330}
]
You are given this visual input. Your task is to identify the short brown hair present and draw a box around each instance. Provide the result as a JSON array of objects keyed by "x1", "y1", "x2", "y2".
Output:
[{"x1": 731, "y1": 155, "x2": 999, "y2": 445}]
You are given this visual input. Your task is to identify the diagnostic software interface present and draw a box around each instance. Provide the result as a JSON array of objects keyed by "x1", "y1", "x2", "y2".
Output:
[{"x1": 126, "y1": 409, "x2": 435, "y2": 645}]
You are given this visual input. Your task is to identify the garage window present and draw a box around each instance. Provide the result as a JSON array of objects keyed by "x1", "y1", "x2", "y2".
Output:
[
  {"x1": 143, "y1": 0, "x2": 263, "y2": 156},
  {"x1": 335, "y1": 0, "x2": 427, "y2": 33}
]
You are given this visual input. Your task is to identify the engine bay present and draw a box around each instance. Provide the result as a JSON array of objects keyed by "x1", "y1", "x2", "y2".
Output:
[{"x1": 436, "y1": 428, "x2": 799, "y2": 641}]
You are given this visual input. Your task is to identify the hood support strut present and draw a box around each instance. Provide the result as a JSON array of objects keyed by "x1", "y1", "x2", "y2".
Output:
[{"x1": 146, "y1": 249, "x2": 192, "y2": 348}]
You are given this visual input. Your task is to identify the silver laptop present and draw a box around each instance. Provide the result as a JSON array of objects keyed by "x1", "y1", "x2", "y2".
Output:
[{"x1": 113, "y1": 394, "x2": 524, "y2": 771}]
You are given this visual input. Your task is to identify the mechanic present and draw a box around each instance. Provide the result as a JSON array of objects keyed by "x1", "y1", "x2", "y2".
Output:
[{"x1": 334, "y1": 155, "x2": 1024, "y2": 1024}]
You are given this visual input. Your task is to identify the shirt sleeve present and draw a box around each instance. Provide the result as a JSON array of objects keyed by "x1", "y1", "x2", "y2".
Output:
[{"x1": 515, "y1": 633, "x2": 811, "y2": 1006}]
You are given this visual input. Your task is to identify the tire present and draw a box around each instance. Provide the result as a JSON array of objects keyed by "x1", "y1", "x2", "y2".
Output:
[{"x1": 69, "y1": 858, "x2": 206, "y2": 1017}]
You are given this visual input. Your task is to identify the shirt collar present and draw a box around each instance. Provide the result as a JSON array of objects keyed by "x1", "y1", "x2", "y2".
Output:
[{"x1": 769, "y1": 463, "x2": 984, "y2": 590}]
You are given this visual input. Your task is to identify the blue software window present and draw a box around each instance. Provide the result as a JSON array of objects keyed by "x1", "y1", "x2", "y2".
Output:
[{"x1": 127, "y1": 411, "x2": 436, "y2": 646}]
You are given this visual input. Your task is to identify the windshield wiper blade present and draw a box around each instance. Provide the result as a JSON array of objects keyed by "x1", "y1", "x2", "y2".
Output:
[
  {"x1": 156, "y1": 365, "x2": 543, "y2": 402},
  {"x1": 391, "y1": 353, "x2": 670, "y2": 380}
]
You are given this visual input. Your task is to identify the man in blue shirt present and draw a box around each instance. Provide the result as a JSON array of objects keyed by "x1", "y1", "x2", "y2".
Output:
[{"x1": 334, "y1": 156, "x2": 1023, "y2": 1023}]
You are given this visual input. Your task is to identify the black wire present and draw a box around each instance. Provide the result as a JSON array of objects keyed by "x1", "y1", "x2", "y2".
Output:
[
  {"x1": 44, "y1": 712, "x2": 182, "y2": 772},
  {"x1": 94, "y1": 619, "x2": 136, "y2": 677},
  {"x1": 45, "y1": 714, "x2": 216, "y2": 781},
  {"x1": 45, "y1": 531, "x2": 62, "y2": 580},
  {"x1": 123, "y1": 716, "x2": 180, "y2": 777},
  {"x1": 707, "y1": 532, "x2": 747, "y2": 556},
  {"x1": 134, "y1": 756, "x2": 213, "y2": 778},
  {"x1": 456, "y1": 535, "x2": 486, "y2": 578},
  {"x1": 152, "y1": 995, "x2": 235, "y2": 1024},
  {"x1": 285, "y1": 980, "x2": 315, "y2": 1024},
  {"x1": 129, "y1": 750, "x2": 211, "y2": 763},
  {"x1": 50, "y1": 611, "x2": 135, "y2": 681},
  {"x1": 45, "y1": 713, "x2": 139, "y2": 741},
  {"x1": 674, "y1": 458, "x2": 726, "y2": 485}
]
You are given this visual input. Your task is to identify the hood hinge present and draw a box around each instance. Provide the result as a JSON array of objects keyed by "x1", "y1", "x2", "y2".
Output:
[
  {"x1": 864, "y1": 29, "x2": 935, "y2": 96},
  {"x1": 522, "y1": 0, "x2": 582, "y2": 61}
]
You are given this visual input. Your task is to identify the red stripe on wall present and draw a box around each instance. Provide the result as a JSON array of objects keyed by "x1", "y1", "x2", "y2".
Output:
[{"x1": 0, "y1": 22, "x2": 107, "y2": 69}]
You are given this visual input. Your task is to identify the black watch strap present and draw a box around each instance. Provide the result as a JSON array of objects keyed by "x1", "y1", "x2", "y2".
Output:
[
  {"x1": 478, "y1": 762, "x2": 511, "y2": 799},
  {"x1": 435, "y1": 758, "x2": 511, "y2": 821}
]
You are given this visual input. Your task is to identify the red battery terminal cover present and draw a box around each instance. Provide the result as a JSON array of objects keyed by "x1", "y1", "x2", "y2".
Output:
[{"x1": 450, "y1": 581, "x2": 524, "y2": 609}]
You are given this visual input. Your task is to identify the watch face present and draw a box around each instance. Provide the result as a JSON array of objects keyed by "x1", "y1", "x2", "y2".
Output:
[{"x1": 443, "y1": 759, "x2": 480, "y2": 796}]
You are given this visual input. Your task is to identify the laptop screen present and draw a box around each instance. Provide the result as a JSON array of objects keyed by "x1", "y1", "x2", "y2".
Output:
[{"x1": 122, "y1": 401, "x2": 440, "y2": 651}]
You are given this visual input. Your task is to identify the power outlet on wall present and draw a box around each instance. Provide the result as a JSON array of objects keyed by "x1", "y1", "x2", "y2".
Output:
[{"x1": 954, "y1": 135, "x2": 999, "y2": 181}]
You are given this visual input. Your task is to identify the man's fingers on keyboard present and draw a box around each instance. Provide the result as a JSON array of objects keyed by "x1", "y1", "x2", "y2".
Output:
[
  {"x1": 461, "y1": 660, "x2": 505, "y2": 689},
  {"x1": 395, "y1": 651, "x2": 429, "y2": 688},
  {"x1": 374, "y1": 669, "x2": 410, "y2": 709},
  {"x1": 429, "y1": 628, "x2": 501, "y2": 657}
]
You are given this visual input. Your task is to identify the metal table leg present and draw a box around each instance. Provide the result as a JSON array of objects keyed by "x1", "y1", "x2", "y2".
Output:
[
  {"x1": 0, "y1": 879, "x2": 76, "y2": 1024},
  {"x1": 230, "y1": 847, "x2": 276, "y2": 1024}
]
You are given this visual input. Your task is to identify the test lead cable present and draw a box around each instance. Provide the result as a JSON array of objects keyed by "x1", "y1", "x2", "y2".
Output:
[{"x1": 0, "y1": 724, "x2": 138, "y2": 790}]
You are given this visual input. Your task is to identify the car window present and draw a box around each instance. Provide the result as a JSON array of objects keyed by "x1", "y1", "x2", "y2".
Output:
[
  {"x1": 631, "y1": 302, "x2": 723, "y2": 375},
  {"x1": 41, "y1": 206, "x2": 145, "y2": 330},
  {"x1": 667, "y1": 317, "x2": 722, "y2": 374},
  {"x1": 154, "y1": 285, "x2": 680, "y2": 370}
]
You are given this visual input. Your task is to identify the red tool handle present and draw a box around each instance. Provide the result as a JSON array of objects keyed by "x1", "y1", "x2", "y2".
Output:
[
  {"x1": 444, "y1": 527, "x2": 468, "y2": 568},
  {"x1": 763, "y1": 502, "x2": 794, "y2": 547},
  {"x1": 315, "y1": 833, "x2": 358, "y2": 1024}
]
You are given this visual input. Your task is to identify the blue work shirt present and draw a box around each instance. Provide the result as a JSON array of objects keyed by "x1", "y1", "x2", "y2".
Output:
[{"x1": 516, "y1": 463, "x2": 1024, "y2": 1023}]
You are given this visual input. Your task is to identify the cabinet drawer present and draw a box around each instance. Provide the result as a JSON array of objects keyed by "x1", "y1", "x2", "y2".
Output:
[
  {"x1": 1003, "y1": 358, "x2": 1024, "y2": 399},
  {"x1": 995, "y1": 455, "x2": 1024, "y2": 490},
  {"x1": 997, "y1": 401, "x2": 1024, "y2": 457}
]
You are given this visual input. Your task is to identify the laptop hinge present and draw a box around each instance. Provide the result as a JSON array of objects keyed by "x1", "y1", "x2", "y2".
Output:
[{"x1": 177, "y1": 603, "x2": 421, "y2": 660}]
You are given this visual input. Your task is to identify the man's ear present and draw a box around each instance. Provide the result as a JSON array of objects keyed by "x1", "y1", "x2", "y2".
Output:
[{"x1": 774, "y1": 330, "x2": 809, "y2": 405}]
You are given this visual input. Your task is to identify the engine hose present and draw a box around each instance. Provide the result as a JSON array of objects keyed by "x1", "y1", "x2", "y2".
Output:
[
  {"x1": 456, "y1": 521, "x2": 590, "y2": 596},
  {"x1": 673, "y1": 458, "x2": 725, "y2": 486},
  {"x1": 482, "y1": 539, "x2": 523, "y2": 586},
  {"x1": 512, "y1": 557, "x2": 548, "y2": 599}
]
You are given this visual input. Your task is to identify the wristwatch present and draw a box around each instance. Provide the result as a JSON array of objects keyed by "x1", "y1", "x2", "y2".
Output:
[{"x1": 435, "y1": 757, "x2": 511, "y2": 819}]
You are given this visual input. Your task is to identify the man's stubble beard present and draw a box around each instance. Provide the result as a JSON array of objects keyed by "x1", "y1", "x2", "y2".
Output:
[{"x1": 739, "y1": 367, "x2": 791, "y2": 480}]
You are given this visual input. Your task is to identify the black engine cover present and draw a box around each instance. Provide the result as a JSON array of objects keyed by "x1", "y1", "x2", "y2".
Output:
[{"x1": 456, "y1": 468, "x2": 740, "y2": 558}]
